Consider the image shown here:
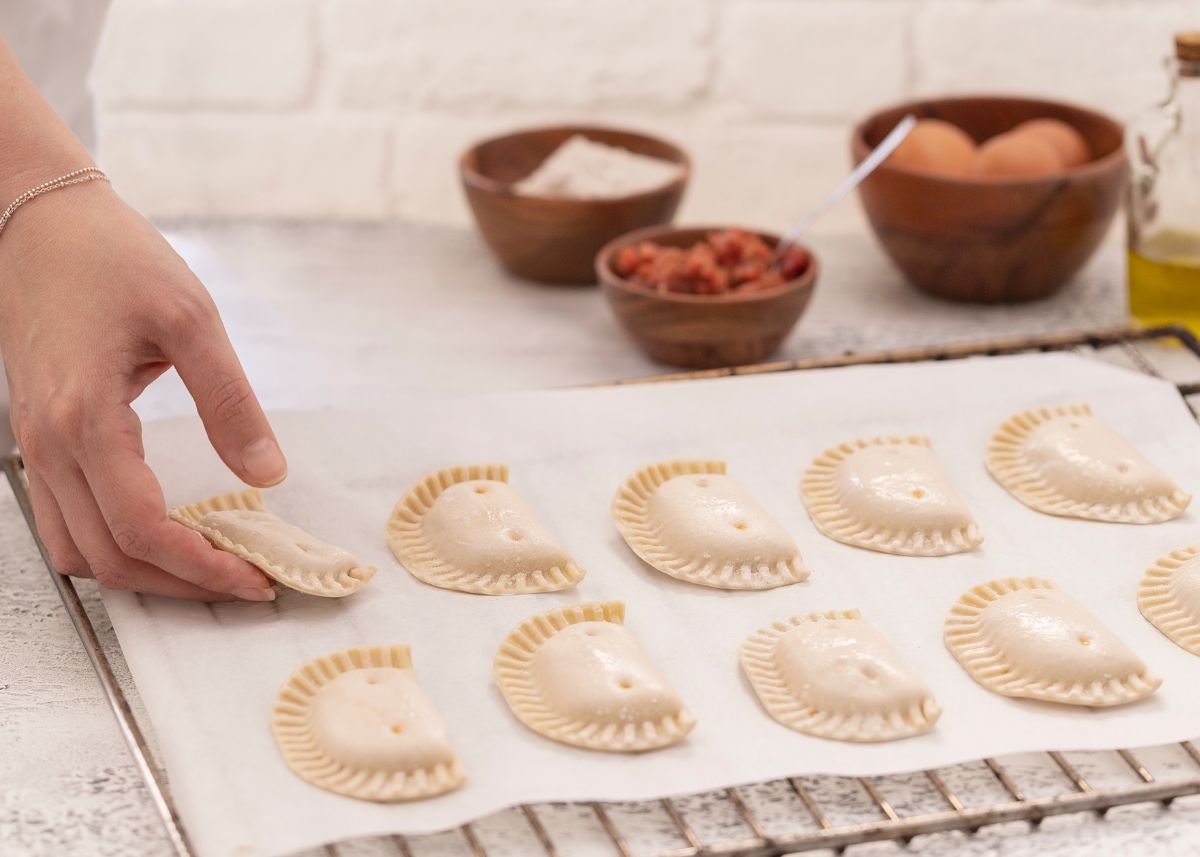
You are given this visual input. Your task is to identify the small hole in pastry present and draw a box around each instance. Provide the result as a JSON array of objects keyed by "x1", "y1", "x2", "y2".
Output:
[
  {"x1": 508, "y1": 530, "x2": 524, "y2": 541},
  {"x1": 860, "y1": 664, "x2": 879, "y2": 680},
  {"x1": 911, "y1": 489, "x2": 925, "y2": 499},
  {"x1": 474, "y1": 485, "x2": 488, "y2": 494},
  {"x1": 694, "y1": 478, "x2": 709, "y2": 488},
  {"x1": 1078, "y1": 635, "x2": 1092, "y2": 646},
  {"x1": 365, "y1": 676, "x2": 379, "y2": 685},
  {"x1": 390, "y1": 724, "x2": 404, "y2": 734},
  {"x1": 1068, "y1": 421, "x2": 1083, "y2": 429},
  {"x1": 733, "y1": 521, "x2": 748, "y2": 531},
  {"x1": 617, "y1": 677, "x2": 633, "y2": 690},
  {"x1": 1115, "y1": 461, "x2": 1132, "y2": 474}
]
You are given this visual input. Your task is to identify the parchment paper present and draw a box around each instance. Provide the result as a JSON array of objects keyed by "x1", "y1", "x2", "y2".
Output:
[{"x1": 104, "y1": 353, "x2": 1200, "y2": 857}]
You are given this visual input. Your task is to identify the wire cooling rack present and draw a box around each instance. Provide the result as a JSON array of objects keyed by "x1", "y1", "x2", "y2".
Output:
[{"x1": 7, "y1": 325, "x2": 1200, "y2": 857}]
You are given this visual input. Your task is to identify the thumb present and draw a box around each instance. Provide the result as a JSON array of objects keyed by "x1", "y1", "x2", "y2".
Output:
[{"x1": 168, "y1": 322, "x2": 287, "y2": 488}]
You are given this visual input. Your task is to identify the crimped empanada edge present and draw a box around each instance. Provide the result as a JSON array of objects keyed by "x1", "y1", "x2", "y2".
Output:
[
  {"x1": 170, "y1": 488, "x2": 375, "y2": 597},
  {"x1": 1138, "y1": 545, "x2": 1200, "y2": 656},
  {"x1": 986, "y1": 403, "x2": 1191, "y2": 524},
  {"x1": 386, "y1": 464, "x2": 584, "y2": 595},
  {"x1": 945, "y1": 576, "x2": 1161, "y2": 707},
  {"x1": 740, "y1": 609, "x2": 940, "y2": 742},
  {"x1": 493, "y1": 600, "x2": 696, "y2": 752},
  {"x1": 271, "y1": 644, "x2": 466, "y2": 802},
  {"x1": 613, "y1": 459, "x2": 808, "y2": 589},
  {"x1": 801, "y1": 436, "x2": 982, "y2": 557}
]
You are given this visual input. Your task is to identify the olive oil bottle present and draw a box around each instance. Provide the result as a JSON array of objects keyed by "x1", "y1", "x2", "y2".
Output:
[
  {"x1": 1128, "y1": 229, "x2": 1200, "y2": 331},
  {"x1": 1127, "y1": 33, "x2": 1200, "y2": 334}
]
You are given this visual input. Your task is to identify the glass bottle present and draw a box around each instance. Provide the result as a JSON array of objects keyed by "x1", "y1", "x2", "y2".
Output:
[{"x1": 1127, "y1": 33, "x2": 1200, "y2": 333}]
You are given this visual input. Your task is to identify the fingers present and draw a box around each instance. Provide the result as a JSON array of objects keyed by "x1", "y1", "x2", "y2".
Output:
[
  {"x1": 164, "y1": 310, "x2": 286, "y2": 488},
  {"x1": 22, "y1": 401, "x2": 273, "y2": 601},
  {"x1": 42, "y1": 463, "x2": 238, "y2": 602},
  {"x1": 26, "y1": 468, "x2": 87, "y2": 575},
  {"x1": 75, "y1": 408, "x2": 276, "y2": 601}
]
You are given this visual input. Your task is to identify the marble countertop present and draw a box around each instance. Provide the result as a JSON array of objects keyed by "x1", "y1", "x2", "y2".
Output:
[{"x1": 5, "y1": 220, "x2": 1200, "y2": 857}]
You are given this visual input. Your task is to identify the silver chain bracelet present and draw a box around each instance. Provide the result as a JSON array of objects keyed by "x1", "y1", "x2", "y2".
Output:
[{"x1": 0, "y1": 168, "x2": 110, "y2": 240}]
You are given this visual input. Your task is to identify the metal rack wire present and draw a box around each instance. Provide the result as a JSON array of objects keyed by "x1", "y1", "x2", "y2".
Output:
[
  {"x1": 7, "y1": 325, "x2": 1200, "y2": 857},
  {"x1": 517, "y1": 746, "x2": 1200, "y2": 857}
]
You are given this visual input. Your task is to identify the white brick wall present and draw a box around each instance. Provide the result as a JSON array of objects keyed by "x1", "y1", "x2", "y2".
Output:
[
  {"x1": 322, "y1": 0, "x2": 713, "y2": 110},
  {"x1": 101, "y1": 114, "x2": 391, "y2": 219},
  {"x1": 86, "y1": 0, "x2": 1197, "y2": 228},
  {"x1": 716, "y1": 1, "x2": 913, "y2": 120},
  {"x1": 914, "y1": 1, "x2": 1193, "y2": 121},
  {"x1": 93, "y1": 0, "x2": 315, "y2": 108}
]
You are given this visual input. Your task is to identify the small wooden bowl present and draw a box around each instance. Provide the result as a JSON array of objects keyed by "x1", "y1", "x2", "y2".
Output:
[
  {"x1": 460, "y1": 125, "x2": 689, "y2": 285},
  {"x1": 852, "y1": 96, "x2": 1127, "y2": 303},
  {"x1": 596, "y1": 225, "x2": 819, "y2": 369}
]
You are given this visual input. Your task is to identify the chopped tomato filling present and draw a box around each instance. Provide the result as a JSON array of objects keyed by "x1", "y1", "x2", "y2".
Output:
[{"x1": 614, "y1": 229, "x2": 810, "y2": 296}]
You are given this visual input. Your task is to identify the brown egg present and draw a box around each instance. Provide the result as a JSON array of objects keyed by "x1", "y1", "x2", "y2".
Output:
[
  {"x1": 973, "y1": 131, "x2": 1064, "y2": 178},
  {"x1": 1013, "y1": 118, "x2": 1091, "y2": 167},
  {"x1": 886, "y1": 118, "x2": 977, "y2": 177}
]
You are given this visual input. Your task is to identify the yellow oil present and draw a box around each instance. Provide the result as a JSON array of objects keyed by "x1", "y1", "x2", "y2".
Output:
[{"x1": 1128, "y1": 228, "x2": 1200, "y2": 334}]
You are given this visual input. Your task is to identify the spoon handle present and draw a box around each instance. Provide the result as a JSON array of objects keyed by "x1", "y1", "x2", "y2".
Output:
[{"x1": 774, "y1": 113, "x2": 918, "y2": 261}]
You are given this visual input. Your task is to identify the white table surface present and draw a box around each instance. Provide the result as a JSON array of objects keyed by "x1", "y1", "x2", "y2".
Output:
[{"x1": 6, "y1": 220, "x2": 1200, "y2": 857}]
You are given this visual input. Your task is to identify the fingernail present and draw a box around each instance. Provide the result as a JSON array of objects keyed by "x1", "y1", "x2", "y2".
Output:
[
  {"x1": 241, "y1": 437, "x2": 287, "y2": 486},
  {"x1": 234, "y1": 586, "x2": 276, "y2": 602}
]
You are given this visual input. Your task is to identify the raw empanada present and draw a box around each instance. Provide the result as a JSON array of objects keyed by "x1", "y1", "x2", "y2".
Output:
[
  {"x1": 740, "y1": 610, "x2": 940, "y2": 742},
  {"x1": 1138, "y1": 544, "x2": 1200, "y2": 655},
  {"x1": 271, "y1": 645, "x2": 464, "y2": 802},
  {"x1": 171, "y1": 488, "x2": 374, "y2": 597},
  {"x1": 387, "y1": 464, "x2": 584, "y2": 595},
  {"x1": 986, "y1": 403, "x2": 1190, "y2": 523},
  {"x1": 493, "y1": 601, "x2": 696, "y2": 752},
  {"x1": 612, "y1": 460, "x2": 809, "y2": 589},
  {"x1": 801, "y1": 436, "x2": 981, "y2": 556},
  {"x1": 945, "y1": 577, "x2": 1161, "y2": 707}
]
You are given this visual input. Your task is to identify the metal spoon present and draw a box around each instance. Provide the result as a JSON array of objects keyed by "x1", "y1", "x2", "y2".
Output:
[{"x1": 772, "y1": 113, "x2": 917, "y2": 265}]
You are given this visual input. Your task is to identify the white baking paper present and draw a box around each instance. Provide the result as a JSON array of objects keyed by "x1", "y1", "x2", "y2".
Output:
[{"x1": 103, "y1": 353, "x2": 1200, "y2": 857}]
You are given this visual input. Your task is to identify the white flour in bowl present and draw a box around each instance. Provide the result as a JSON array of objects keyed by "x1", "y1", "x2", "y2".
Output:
[{"x1": 513, "y1": 134, "x2": 683, "y2": 199}]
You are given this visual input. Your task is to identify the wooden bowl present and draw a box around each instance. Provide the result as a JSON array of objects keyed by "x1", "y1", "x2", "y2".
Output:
[
  {"x1": 852, "y1": 96, "x2": 1127, "y2": 303},
  {"x1": 596, "y1": 225, "x2": 819, "y2": 369},
  {"x1": 460, "y1": 125, "x2": 689, "y2": 285}
]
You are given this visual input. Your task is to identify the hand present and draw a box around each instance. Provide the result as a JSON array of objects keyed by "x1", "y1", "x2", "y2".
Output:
[{"x1": 0, "y1": 181, "x2": 284, "y2": 601}]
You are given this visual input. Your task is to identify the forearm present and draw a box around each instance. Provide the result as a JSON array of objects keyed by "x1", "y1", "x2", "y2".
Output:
[
  {"x1": 0, "y1": 36, "x2": 95, "y2": 206},
  {"x1": 0, "y1": 35, "x2": 286, "y2": 602}
]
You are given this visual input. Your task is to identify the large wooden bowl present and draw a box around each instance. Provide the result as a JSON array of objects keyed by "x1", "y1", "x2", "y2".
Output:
[
  {"x1": 852, "y1": 96, "x2": 1127, "y2": 303},
  {"x1": 460, "y1": 125, "x2": 689, "y2": 285},
  {"x1": 596, "y1": 225, "x2": 819, "y2": 369}
]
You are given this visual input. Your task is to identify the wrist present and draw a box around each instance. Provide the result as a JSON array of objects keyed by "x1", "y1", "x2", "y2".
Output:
[
  {"x1": 0, "y1": 177, "x2": 116, "y2": 276},
  {"x1": 0, "y1": 139, "x2": 95, "y2": 207},
  {"x1": 0, "y1": 38, "x2": 97, "y2": 220}
]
